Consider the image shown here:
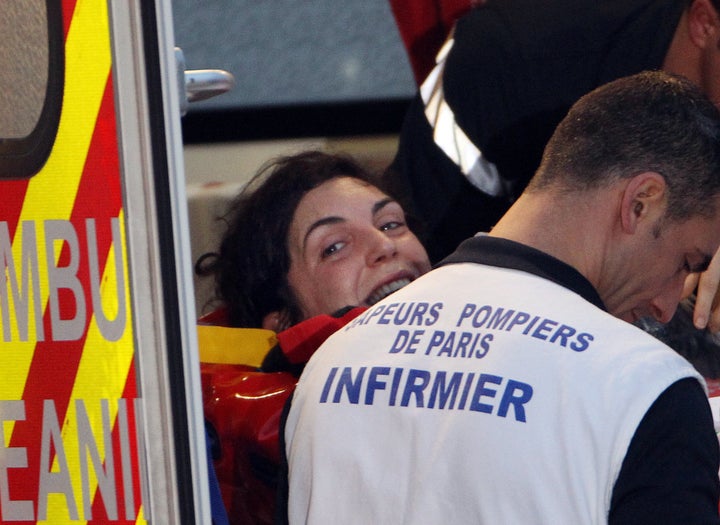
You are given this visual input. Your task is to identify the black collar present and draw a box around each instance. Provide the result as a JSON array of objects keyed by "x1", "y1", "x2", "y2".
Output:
[{"x1": 437, "y1": 235, "x2": 606, "y2": 312}]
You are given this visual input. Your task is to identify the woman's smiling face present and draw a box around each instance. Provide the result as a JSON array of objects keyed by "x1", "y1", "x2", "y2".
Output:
[{"x1": 285, "y1": 177, "x2": 431, "y2": 319}]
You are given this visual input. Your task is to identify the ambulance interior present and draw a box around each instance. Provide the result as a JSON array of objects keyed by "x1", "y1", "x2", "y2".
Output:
[{"x1": 174, "y1": 0, "x2": 464, "y2": 316}]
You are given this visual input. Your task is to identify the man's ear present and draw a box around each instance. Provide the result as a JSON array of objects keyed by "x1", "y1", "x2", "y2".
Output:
[
  {"x1": 620, "y1": 172, "x2": 667, "y2": 234},
  {"x1": 688, "y1": 0, "x2": 720, "y2": 49}
]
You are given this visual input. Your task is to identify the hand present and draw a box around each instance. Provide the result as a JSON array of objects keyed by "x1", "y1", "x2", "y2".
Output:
[{"x1": 685, "y1": 247, "x2": 720, "y2": 332}]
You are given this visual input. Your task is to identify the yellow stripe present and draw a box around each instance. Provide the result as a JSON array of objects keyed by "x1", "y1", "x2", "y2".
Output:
[{"x1": 1, "y1": 0, "x2": 111, "y2": 406}]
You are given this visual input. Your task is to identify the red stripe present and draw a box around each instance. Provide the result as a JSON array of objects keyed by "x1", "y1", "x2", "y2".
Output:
[
  {"x1": 120, "y1": 361, "x2": 144, "y2": 521},
  {"x1": 61, "y1": 0, "x2": 77, "y2": 39},
  {"x1": 1, "y1": 181, "x2": 29, "y2": 239}
]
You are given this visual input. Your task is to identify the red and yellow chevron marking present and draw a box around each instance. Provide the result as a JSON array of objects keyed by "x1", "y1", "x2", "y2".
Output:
[{"x1": 1, "y1": 1, "x2": 145, "y2": 523}]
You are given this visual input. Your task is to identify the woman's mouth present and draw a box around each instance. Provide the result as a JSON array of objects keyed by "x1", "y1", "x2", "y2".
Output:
[{"x1": 365, "y1": 278, "x2": 412, "y2": 306}]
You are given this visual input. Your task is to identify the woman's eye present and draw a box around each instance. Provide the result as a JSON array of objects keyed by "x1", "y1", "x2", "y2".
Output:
[
  {"x1": 322, "y1": 241, "x2": 346, "y2": 259},
  {"x1": 380, "y1": 220, "x2": 403, "y2": 232}
]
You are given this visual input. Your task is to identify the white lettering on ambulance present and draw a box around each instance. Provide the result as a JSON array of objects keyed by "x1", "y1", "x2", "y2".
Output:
[
  {"x1": 0, "y1": 218, "x2": 126, "y2": 343},
  {"x1": 0, "y1": 398, "x2": 140, "y2": 521}
]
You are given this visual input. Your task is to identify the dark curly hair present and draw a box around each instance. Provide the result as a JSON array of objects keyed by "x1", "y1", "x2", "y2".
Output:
[{"x1": 195, "y1": 150, "x2": 396, "y2": 328}]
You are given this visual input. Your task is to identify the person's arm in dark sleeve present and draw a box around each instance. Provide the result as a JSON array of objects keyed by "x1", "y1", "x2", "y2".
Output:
[
  {"x1": 609, "y1": 378, "x2": 720, "y2": 524},
  {"x1": 385, "y1": 93, "x2": 510, "y2": 263}
]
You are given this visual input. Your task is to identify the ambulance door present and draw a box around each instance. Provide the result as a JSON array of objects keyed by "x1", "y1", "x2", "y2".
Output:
[{"x1": 1, "y1": 0, "x2": 218, "y2": 522}]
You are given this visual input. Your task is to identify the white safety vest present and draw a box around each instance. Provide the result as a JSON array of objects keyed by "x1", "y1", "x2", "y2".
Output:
[{"x1": 286, "y1": 263, "x2": 702, "y2": 524}]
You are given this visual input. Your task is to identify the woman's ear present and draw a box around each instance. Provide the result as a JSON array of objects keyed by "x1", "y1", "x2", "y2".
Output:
[
  {"x1": 262, "y1": 309, "x2": 293, "y2": 331},
  {"x1": 262, "y1": 311, "x2": 282, "y2": 331}
]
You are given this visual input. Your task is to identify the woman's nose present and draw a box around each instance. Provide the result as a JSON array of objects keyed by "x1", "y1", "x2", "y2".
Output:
[{"x1": 367, "y1": 231, "x2": 397, "y2": 265}]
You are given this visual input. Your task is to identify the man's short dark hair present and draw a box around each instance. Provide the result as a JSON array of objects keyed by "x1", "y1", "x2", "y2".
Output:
[{"x1": 530, "y1": 70, "x2": 720, "y2": 221}]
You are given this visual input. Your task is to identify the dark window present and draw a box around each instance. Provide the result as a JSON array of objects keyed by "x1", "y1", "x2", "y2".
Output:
[{"x1": 0, "y1": 0, "x2": 64, "y2": 179}]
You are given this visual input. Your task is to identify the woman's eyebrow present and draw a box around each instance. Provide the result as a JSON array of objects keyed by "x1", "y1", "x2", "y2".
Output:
[
  {"x1": 301, "y1": 198, "x2": 397, "y2": 249},
  {"x1": 302, "y1": 216, "x2": 343, "y2": 250},
  {"x1": 372, "y1": 197, "x2": 395, "y2": 215}
]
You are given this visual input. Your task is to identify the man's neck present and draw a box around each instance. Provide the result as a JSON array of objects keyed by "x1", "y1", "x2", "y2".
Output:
[{"x1": 488, "y1": 190, "x2": 615, "y2": 292}]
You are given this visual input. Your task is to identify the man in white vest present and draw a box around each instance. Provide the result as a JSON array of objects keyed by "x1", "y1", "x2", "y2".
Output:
[{"x1": 280, "y1": 71, "x2": 720, "y2": 524}]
